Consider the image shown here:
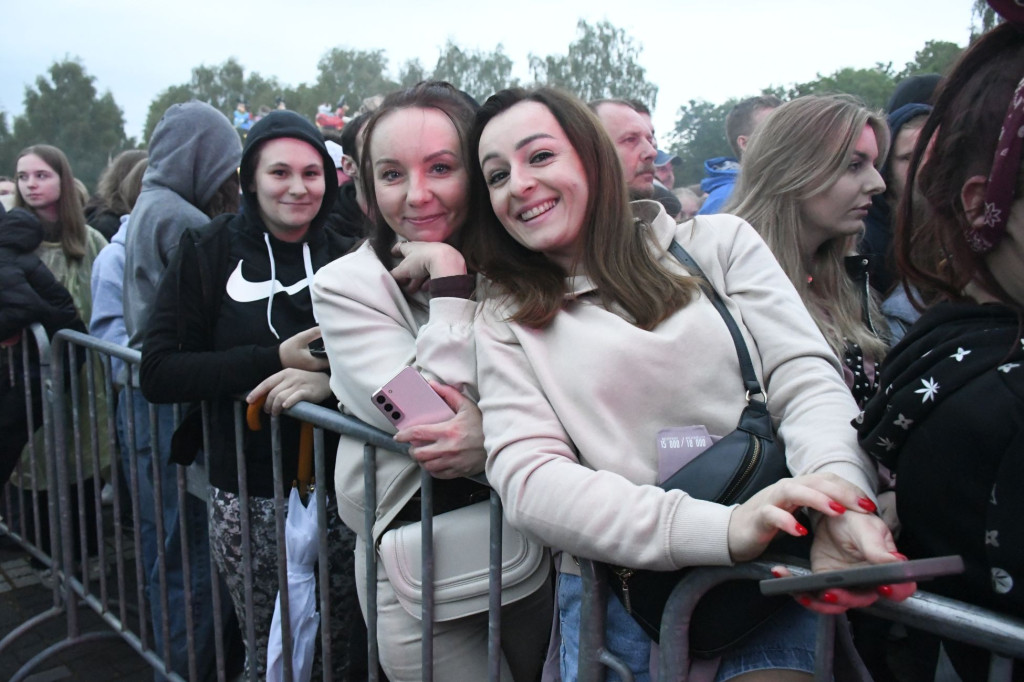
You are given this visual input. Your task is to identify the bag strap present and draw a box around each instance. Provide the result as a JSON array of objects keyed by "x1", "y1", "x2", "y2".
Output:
[{"x1": 668, "y1": 240, "x2": 764, "y2": 400}]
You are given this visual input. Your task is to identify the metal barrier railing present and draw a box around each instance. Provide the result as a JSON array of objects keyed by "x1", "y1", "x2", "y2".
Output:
[
  {"x1": 576, "y1": 557, "x2": 1024, "y2": 682},
  {"x1": 3, "y1": 325, "x2": 1023, "y2": 681}
]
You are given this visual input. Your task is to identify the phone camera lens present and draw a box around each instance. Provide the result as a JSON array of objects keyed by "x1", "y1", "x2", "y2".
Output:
[
  {"x1": 384, "y1": 402, "x2": 393, "y2": 411},
  {"x1": 375, "y1": 395, "x2": 385, "y2": 404},
  {"x1": 391, "y1": 411, "x2": 402, "y2": 421}
]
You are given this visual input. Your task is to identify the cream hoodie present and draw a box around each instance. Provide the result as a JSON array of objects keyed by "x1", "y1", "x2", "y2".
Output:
[{"x1": 476, "y1": 202, "x2": 877, "y2": 572}]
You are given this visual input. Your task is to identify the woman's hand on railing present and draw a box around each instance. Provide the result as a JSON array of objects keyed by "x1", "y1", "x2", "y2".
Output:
[
  {"x1": 247, "y1": 368, "x2": 333, "y2": 416},
  {"x1": 393, "y1": 381, "x2": 486, "y2": 479},
  {"x1": 727, "y1": 472, "x2": 876, "y2": 563},
  {"x1": 779, "y1": 511, "x2": 916, "y2": 614}
]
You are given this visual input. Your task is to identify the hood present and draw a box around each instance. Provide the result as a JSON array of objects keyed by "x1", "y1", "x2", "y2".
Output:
[
  {"x1": 143, "y1": 101, "x2": 242, "y2": 208},
  {"x1": 701, "y1": 157, "x2": 739, "y2": 193},
  {"x1": 238, "y1": 110, "x2": 339, "y2": 237},
  {"x1": 0, "y1": 208, "x2": 44, "y2": 253},
  {"x1": 856, "y1": 302, "x2": 1024, "y2": 469}
]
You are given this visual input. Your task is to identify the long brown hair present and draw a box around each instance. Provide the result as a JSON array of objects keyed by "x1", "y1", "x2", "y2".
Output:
[
  {"x1": 463, "y1": 87, "x2": 701, "y2": 330},
  {"x1": 728, "y1": 95, "x2": 890, "y2": 360},
  {"x1": 896, "y1": 23, "x2": 1024, "y2": 309},
  {"x1": 357, "y1": 81, "x2": 478, "y2": 270},
  {"x1": 15, "y1": 145, "x2": 88, "y2": 260}
]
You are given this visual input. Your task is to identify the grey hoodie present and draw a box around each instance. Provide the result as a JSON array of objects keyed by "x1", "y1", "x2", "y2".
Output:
[{"x1": 123, "y1": 101, "x2": 242, "y2": 354}]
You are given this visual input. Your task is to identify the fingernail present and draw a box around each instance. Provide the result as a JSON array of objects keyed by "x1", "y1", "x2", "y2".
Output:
[
  {"x1": 828, "y1": 500, "x2": 846, "y2": 514},
  {"x1": 795, "y1": 523, "x2": 809, "y2": 536},
  {"x1": 858, "y1": 497, "x2": 877, "y2": 513},
  {"x1": 771, "y1": 568, "x2": 783, "y2": 578},
  {"x1": 891, "y1": 551, "x2": 908, "y2": 561},
  {"x1": 822, "y1": 591, "x2": 839, "y2": 604},
  {"x1": 797, "y1": 596, "x2": 812, "y2": 606},
  {"x1": 877, "y1": 585, "x2": 894, "y2": 597}
]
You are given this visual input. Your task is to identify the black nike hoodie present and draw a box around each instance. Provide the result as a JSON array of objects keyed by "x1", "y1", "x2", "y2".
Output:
[{"x1": 141, "y1": 110, "x2": 343, "y2": 496}]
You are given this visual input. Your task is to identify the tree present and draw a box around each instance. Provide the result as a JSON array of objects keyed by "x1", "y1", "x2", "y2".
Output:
[
  {"x1": 310, "y1": 48, "x2": 399, "y2": 116},
  {"x1": 667, "y1": 99, "x2": 737, "y2": 186},
  {"x1": 1, "y1": 59, "x2": 129, "y2": 190},
  {"x1": 143, "y1": 58, "x2": 283, "y2": 141},
  {"x1": 430, "y1": 41, "x2": 517, "y2": 102},
  {"x1": 528, "y1": 20, "x2": 658, "y2": 108},
  {"x1": 899, "y1": 40, "x2": 963, "y2": 78},
  {"x1": 398, "y1": 59, "x2": 428, "y2": 89},
  {"x1": 784, "y1": 63, "x2": 896, "y2": 111},
  {"x1": 971, "y1": 0, "x2": 1000, "y2": 39}
]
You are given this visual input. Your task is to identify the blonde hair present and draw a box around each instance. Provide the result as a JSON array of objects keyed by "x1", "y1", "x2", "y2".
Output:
[{"x1": 728, "y1": 95, "x2": 890, "y2": 360}]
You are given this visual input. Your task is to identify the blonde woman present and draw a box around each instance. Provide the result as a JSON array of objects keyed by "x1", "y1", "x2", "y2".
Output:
[{"x1": 728, "y1": 96, "x2": 890, "y2": 406}]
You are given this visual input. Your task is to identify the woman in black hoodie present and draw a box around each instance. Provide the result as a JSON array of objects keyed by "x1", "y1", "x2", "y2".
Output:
[{"x1": 141, "y1": 110, "x2": 363, "y2": 679}]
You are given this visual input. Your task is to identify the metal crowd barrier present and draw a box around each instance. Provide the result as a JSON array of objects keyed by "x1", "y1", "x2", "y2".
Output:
[
  {"x1": 576, "y1": 558, "x2": 1024, "y2": 682},
  {"x1": 3, "y1": 326, "x2": 1024, "y2": 681}
]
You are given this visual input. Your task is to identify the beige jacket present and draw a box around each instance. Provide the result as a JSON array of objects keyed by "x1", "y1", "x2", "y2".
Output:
[
  {"x1": 310, "y1": 242, "x2": 477, "y2": 542},
  {"x1": 476, "y1": 203, "x2": 878, "y2": 572}
]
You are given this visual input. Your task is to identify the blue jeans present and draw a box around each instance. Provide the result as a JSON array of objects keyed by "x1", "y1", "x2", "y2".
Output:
[
  {"x1": 118, "y1": 389, "x2": 224, "y2": 681},
  {"x1": 557, "y1": 572, "x2": 816, "y2": 682}
]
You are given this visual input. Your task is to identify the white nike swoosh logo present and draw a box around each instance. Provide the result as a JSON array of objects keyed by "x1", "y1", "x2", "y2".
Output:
[{"x1": 225, "y1": 261, "x2": 310, "y2": 303}]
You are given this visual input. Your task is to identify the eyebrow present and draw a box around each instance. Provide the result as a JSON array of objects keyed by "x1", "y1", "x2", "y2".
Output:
[
  {"x1": 480, "y1": 132, "x2": 555, "y2": 165},
  {"x1": 375, "y1": 149, "x2": 459, "y2": 167}
]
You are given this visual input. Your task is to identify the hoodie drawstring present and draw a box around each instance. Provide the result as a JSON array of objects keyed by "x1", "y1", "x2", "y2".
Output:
[
  {"x1": 303, "y1": 242, "x2": 318, "y2": 325},
  {"x1": 262, "y1": 233, "x2": 318, "y2": 339},
  {"x1": 263, "y1": 233, "x2": 280, "y2": 339}
]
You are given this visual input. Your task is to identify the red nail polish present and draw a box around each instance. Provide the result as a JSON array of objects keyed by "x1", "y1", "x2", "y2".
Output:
[
  {"x1": 798, "y1": 596, "x2": 812, "y2": 606},
  {"x1": 795, "y1": 523, "x2": 809, "y2": 536},
  {"x1": 858, "y1": 497, "x2": 877, "y2": 512},
  {"x1": 877, "y1": 585, "x2": 894, "y2": 597},
  {"x1": 828, "y1": 500, "x2": 846, "y2": 514},
  {"x1": 822, "y1": 591, "x2": 839, "y2": 604},
  {"x1": 771, "y1": 568, "x2": 783, "y2": 578},
  {"x1": 891, "y1": 551, "x2": 908, "y2": 561}
]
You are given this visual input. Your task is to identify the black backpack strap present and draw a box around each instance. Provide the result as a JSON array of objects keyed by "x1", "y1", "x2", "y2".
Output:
[{"x1": 668, "y1": 240, "x2": 764, "y2": 400}]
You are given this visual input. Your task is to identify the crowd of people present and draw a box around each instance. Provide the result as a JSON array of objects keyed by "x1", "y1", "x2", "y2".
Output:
[{"x1": 1, "y1": 2, "x2": 1023, "y2": 680}]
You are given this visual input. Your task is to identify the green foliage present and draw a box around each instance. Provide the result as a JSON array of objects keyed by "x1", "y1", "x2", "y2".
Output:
[
  {"x1": 971, "y1": 0, "x2": 1000, "y2": 39},
  {"x1": 528, "y1": 19, "x2": 658, "y2": 108},
  {"x1": 312, "y1": 48, "x2": 399, "y2": 114},
  {"x1": 786, "y1": 63, "x2": 896, "y2": 111},
  {"x1": 899, "y1": 40, "x2": 963, "y2": 78},
  {"x1": 143, "y1": 58, "x2": 283, "y2": 141},
  {"x1": 431, "y1": 41, "x2": 517, "y2": 103},
  {"x1": 0, "y1": 59, "x2": 129, "y2": 190},
  {"x1": 667, "y1": 99, "x2": 736, "y2": 186},
  {"x1": 398, "y1": 59, "x2": 428, "y2": 89}
]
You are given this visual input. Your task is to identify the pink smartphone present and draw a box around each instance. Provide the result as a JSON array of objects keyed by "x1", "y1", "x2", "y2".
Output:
[{"x1": 371, "y1": 367, "x2": 455, "y2": 429}]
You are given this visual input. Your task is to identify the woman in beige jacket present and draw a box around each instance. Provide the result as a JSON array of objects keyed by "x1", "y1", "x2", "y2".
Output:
[
  {"x1": 467, "y1": 87, "x2": 914, "y2": 682},
  {"x1": 311, "y1": 81, "x2": 550, "y2": 682}
]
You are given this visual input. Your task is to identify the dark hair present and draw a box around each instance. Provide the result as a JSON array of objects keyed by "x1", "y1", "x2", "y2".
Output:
[
  {"x1": 95, "y1": 149, "x2": 148, "y2": 216},
  {"x1": 14, "y1": 144, "x2": 88, "y2": 260},
  {"x1": 464, "y1": 87, "x2": 701, "y2": 330},
  {"x1": 358, "y1": 81, "x2": 477, "y2": 269},
  {"x1": 725, "y1": 95, "x2": 782, "y2": 159},
  {"x1": 340, "y1": 113, "x2": 369, "y2": 165},
  {"x1": 896, "y1": 23, "x2": 1024, "y2": 308}
]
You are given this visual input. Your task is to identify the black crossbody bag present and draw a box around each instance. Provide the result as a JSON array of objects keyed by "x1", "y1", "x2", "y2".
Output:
[{"x1": 605, "y1": 240, "x2": 809, "y2": 658}]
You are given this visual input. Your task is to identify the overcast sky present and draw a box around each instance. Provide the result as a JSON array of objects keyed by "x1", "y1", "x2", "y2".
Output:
[{"x1": 1, "y1": 0, "x2": 976, "y2": 143}]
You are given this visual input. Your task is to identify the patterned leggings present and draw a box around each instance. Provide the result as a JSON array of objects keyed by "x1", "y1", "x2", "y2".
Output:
[{"x1": 208, "y1": 485, "x2": 364, "y2": 680}]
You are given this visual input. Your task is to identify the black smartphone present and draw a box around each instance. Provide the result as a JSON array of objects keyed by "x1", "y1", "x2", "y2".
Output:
[
  {"x1": 308, "y1": 338, "x2": 327, "y2": 359},
  {"x1": 759, "y1": 555, "x2": 964, "y2": 596}
]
